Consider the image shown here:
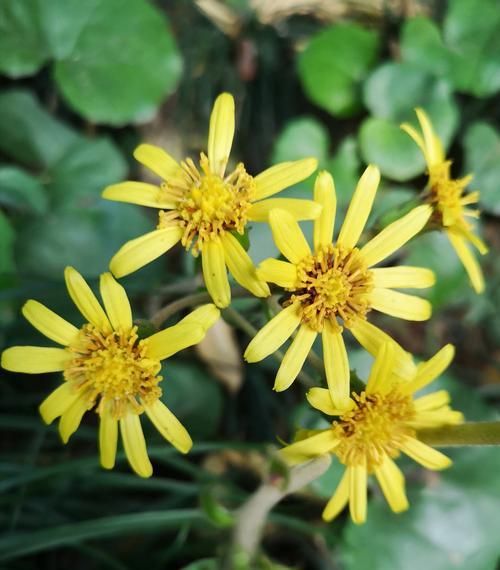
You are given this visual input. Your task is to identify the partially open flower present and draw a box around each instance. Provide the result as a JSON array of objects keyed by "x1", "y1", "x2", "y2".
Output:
[
  {"x1": 281, "y1": 343, "x2": 463, "y2": 524},
  {"x1": 1, "y1": 267, "x2": 220, "y2": 477}
]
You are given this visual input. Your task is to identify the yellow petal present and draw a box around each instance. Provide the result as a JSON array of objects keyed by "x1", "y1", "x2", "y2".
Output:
[
  {"x1": 322, "y1": 322, "x2": 350, "y2": 409},
  {"x1": 307, "y1": 387, "x2": 348, "y2": 416},
  {"x1": 22, "y1": 300, "x2": 79, "y2": 346},
  {"x1": 64, "y1": 266, "x2": 111, "y2": 332},
  {"x1": 370, "y1": 288, "x2": 432, "y2": 321},
  {"x1": 349, "y1": 463, "x2": 367, "y2": 524},
  {"x1": 133, "y1": 143, "x2": 183, "y2": 183},
  {"x1": 400, "y1": 436, "x2": 452, "y2": 470},
  {"x1": 269, "y1": 209, "x2": 311, "y2": 263},
  {"x1": 280, "y1": 429, "x2": 338, "y2": 465},
  {"x1": 177, "y1": 304, "x2": 220, "y2": 331},
  {"x1": 102, "y1": 181, "x2": 177, "y2": 209},
  {"x1": 253, "y1": 158, "x2": 318, "y2": 200},
  {"x1": 120, "y1": 413, "x2": 153, "y2": 478},
  {"x1": 360, "y1": 205, "x2": 432, "y2": 267},
  {"x1": 99, "y1": 412, "x2": 118, "y2": 469},
  {"x1": 144, "y1": 399, "x2": 192, "y2": 454},
  {"x1": 208, "y1": 93, "x2": 235, "y2": 177},
  {"x1": 221, "y1": 232, "x2": 270, "y2": 298},
  {"x1": 349, "y1": 319, "x2": 416, "y2": 380},
  {"x1": 447, "y1": 230, "x2": 485, "y2": 293},
  {"x1": 366, "y1": 342, "x2": 396, "y2": 395},
  {"x1": 410, "y1": 409, "x2": 464, "y2": 429},
  {"x1": 99, "y1": 273, "x2": 133, "y2": 332},
  {"x1": 1, "y1": 346, "x2": 72, "y2": 373},
  {"x1": 39, "y1": 382, "x2": 80, "y2": 424},
  {"x1": 59, "y1": 396, "x2": 88, "y2": 443},
  {"x1": 274, "y1": 324, "x2": 317, "y2": 392},
  {"x1": 406, "y1": 344, "x2": 455, "y2": 394},
  {"x1": 414, "y1": 390, "x2": 450, "y2": 411},
  {"x1": 400, "y1": 122, "x2": 427, "y2": 161},
  {"x1": 415, "y1": 108, "x2": 444, "y2": 167},
  {"x1": 374, "y1": 456, "x2": 408, "y2": 513},
  {"x1": 146, "y1": 322, "x2": 205, "y2": 360},
  {"x1": 244, "y1": 303, "x2": 301, "y2": 363},
  {"x1": 110, "y1": 227, "x2": 183, "y2": 278},
  {"x1": 371, "y1": 266, "x2": 436, "y2": 289},
  {"x1": 248, "y1": 198, "x2": 321, "y2": 222},
  {"x1": 323, "y1": 469, "x2": 349, "y2": 522},
  {"x1": 256, "y1": 258, "x2": 297, "y2": 288},
  {"x1": 337, "y1": 165, "x2": 380, "y2": 249},
  {"x1": 201, "y1": 238, "x2": 231, "y2": 308},
  {"x1": 313, "y1": 170, "x2": 336, "y2": 250}
]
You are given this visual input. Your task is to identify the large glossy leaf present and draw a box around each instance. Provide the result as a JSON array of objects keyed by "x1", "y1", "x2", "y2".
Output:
[
  {"x1": 0, "y1": 211, "x2": 15, "y2": 274},
  {"x1": 0, "y1": 167, "x2": 48, "y2": 214}
]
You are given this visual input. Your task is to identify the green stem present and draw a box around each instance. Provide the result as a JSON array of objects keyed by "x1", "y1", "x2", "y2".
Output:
[
  {"x1": 417, "y1": 422, "x2": 500, "y2": 447},
  {"x1": 150, "y1": 292, "x2": 211, "y2": 328}
]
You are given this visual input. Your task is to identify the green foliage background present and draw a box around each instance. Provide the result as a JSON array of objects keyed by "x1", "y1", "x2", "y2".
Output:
[{"x1": 0, "y1": 0, "x2": 499, "y2": 568}]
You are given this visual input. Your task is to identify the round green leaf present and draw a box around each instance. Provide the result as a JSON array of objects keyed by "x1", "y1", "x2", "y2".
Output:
[
  {"x1": 53, "y1": 0, "x2": 183, "y2": 124},
  {"x1": 463, "y1": 122, "x2": 500, "y2": 215},
  {"x1": 298, "y1": 23, "x2": 379, "y2": 117},
  {"x1": 272, "y1": 117, "x2": 329, "y2": 166},
  {"x1": 0, "y1": 167, "x2": 48, "y2": 214}
]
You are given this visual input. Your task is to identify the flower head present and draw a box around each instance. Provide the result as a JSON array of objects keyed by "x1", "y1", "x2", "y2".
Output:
[
  {"x1": 103, "y1": 93, "x2": 319, "y2": 307},
  {"x1": 1, "y1": 267, "x2": 220, "y2": 477},
  {"x1": 401, "y1": 108, "x2": 488, "y2": 293},
  {"x1": 281, "y1": 343, "x2": 463, "y2": 524},
  {"x1": 245, "y1": 168, "x2": 434, "y2": 406}
]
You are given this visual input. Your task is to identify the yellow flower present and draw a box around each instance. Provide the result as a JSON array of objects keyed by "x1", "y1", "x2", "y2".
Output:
[
  {"x1": 103, "y1": 93, "x2": 319, "y2": 308},
  {"x1": 1, "y1": 267, "x2": 220, "y2": 477},
  {"x1": 401, "y1": 108, "x2": 488, "y2": 293},
  {"x1": 245, "y1": 168, "x2": 433, "y2": 406},
  {"x1": 281, "y1": 342, "x2": 463, "y2": 524}
]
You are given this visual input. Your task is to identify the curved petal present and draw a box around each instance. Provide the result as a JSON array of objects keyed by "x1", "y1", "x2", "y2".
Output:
[
  {"x1": 447, "y1": 230, "x2": 485, "y2": 293},
  {"x1": 59, "y1": 396, "x2": 89, "y2": 443},
  {"x1": 269, "y1": 209, "x2": 311, "y2": 263},
  {"x1": 274, "y1": 324, "x2": 317, "y2": 391},
  {"x1": 133, "y1": 144, "x2": 183, "y2": 183},
  {"x1": 244, "y1": 303, "x2": 301, "y2": 363},
  {"x1": 208, "y1": 93, "x2": 235, "y2": 177},
  {"x1": 349, "y1": 463, "x2": 367, "y2": 524},
  {"x1": 280, "y1": 430, "x2": 339, "y2": 465},
  {"x1": 248, "y1": 198, "x2": 321, "y2": 222},
  {"x1": 322, "y1": 323, "x2": 350, "y2": 409},
  {"x1": 313, "y1": 170, "x2": 336, "y2": 250},
  {"x1": 1, "y1": 346, "x2": 72, "y2": 374},
  {"x1": 120, "y1": 413, "x2": 153, "y2": 478},
  {"x1": 307, "y1": 387, "x2": 348, "y2": 416},
  {"x1": 64, "y1": 266, "x2": 111, "y2": 332},
  {"x1": 256, "y1": 258, "x2": 297, "y2": 288},
  {"x1": 99, "y1": 273, "x2": 133, "y2": 332},
  {"x1": 110, "y1": 227, "x2": 183, "y2": 278},
  {"x1": 22, "y1": 300, "x2": 79, "y2": 346},
  {"x1": 39, "y1": 382, "x2": 81, "y2": 425},
  {"x1": 253, "y1": 158, "x2": 318, "y2": 200},
  {"x1": 370, "y1": 288, "x2": 432, "y2": 321},
  {"x1": 359, "y1": 205, "x2": 432, "y2": 267},
  {"x1": 144, "y1": 399, "x2": 192, "y2": 454},
  {"x1": 201, "y1": 238, "x2": 231, "y2": 308},
  {"x1": 405, "y1": 344, "x2": 455, "y2": 394},
  {"x1": 400, "y1": 436, "x2": 451, "y2": 470},
  {"x1": 102, "y1": 181, "x2": 177, "y2": 209},
  {"x1": 99, "y1": 412, "x2": 118, "y2": 470},
  {"x1": 366, "y1": 342, "x2": 395, "y2": 395},
  {"x1": 371, "y1": 266, "x2": 435, "y2": 289},
  {"x1": 413, "y1": 390, "x2": 450, "y2": 411},
  {"x1": 415, "y1": 108, "x2": 444, "y2": 166},
  {"x1": 221, "y1": 232, "x2": 270, "y2": 298},
  {"x1": 322, "y1": 469, "x2": 349, "y2": 522},
  {"x1": 400, "y1": 122, "x2": 427, "y2": 161},
  {"x1": 337, "y1": 165, "x2": 380, "y2": 249},
  {"x1": 374, "y1": 456, "x2": 408, "y2": 513},
  {"x1": 177, "y1": 304, "x2": 220, "y2": 331},
  {"x1": 146, "y1": 322, "x2": 205, "y2": 361}
]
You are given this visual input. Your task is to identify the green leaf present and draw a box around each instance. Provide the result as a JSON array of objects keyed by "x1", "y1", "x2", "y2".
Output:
[
  {"x1": 298, "y1": 23, "x2": 379, "y2": 117},
  {"x1": 272, "y1": 117, "x2": 329, "y2": 166},
  {"x1": 51, "y1": 0, "x2": 183, "y2": 124},
  {"x1": 360, "y1": 63, "x2": 459, "y2": 181},
  {"x1": 326, "y1": 136, "x2": 361, "y2": 209},
  {"x1": 0, "y1": 211, "x2": 15, "y2": 273},
  {"x1": 0, "y1": 0, "x2": 50, "y2": 77},
  {"x1": 463, "y1": 122, "x2": 500, "y2": 215},
  {"x1": 0, "y1": 167, "x2": 48, "y2": 214}
]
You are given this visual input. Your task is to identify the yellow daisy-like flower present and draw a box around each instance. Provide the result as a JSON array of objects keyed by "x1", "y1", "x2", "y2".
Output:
[
  {"x1": 281, "y1": 342, "x2": 463, "y2": 524},
  {"x1": 103, "y1": 93, "x2": 319, "y2": 308},
  {"x1": 401, "y1": 108, "x2": 488, "y2": 293},
  {"x1": 1, "y1": 267, "x2": 220, "y2": 477},
  {"x1": 245, "y1": 168, "x2": 434, "y2": 407}
]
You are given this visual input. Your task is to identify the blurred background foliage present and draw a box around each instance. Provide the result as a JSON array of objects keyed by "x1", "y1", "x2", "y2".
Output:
[{"x1": 0, "y1": 0, "x2": 499, "y2": 568}]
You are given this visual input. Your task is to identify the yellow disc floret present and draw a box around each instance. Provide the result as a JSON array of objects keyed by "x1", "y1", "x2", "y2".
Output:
[
  {"x1": 285, "y1": 244, "x2": 373, "y2": 332},
  {"x1": 64, "y1": 325, "x2": 162, "y2": 419}
]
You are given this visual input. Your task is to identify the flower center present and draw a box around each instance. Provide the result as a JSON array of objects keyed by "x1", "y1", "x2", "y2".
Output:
[
  {"x1": 333, "y1": 390, "x2": 415, "y2": 470},
  {"x1": 285, "y1": 245, "x2": 373, "y2": 332},
  {"x1": 64, "y1": 325, "x2": 162, "y2": 419},
  {"x1": 157, "y1": 153, "x2": 255, "y2": 255}
]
